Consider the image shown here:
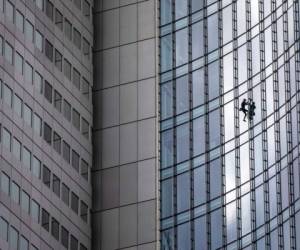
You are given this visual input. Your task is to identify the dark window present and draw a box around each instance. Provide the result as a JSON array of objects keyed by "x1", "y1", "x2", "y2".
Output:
[
  {"x1": 62, "y1": 183, "x2": 70, "y2": 206},
  {"x1": 45, "y1": 0, "x2": 54, "y2": 20},
  {"x1": 72, "y1": 68, "x2": 80, "y2": 89},
  {"x1": 80, "y1": 201, "x2": 88, "y2": 222},
  {"x1": 64, "y1": 59, "x2": 71, "y2": 80},
  {"x1": 9, "y1": 226, "x2": 19, "y2": 249},
  {"x1": 41, "y1": 209, "x2": 50, "y2": 231},
  {"x1": 43, "y1": 122, "x2": 52, "y2": 145},
  {"x1": 64, "y1": 18, "x2": 72, "y2": 40},
  {"x1": 82, "y1": 0, "x2": 90, "y2": 18},
  {"x1": 55, "y1": 49, "x2": 62, "y2": 71},
  {"x1": 63, "y1": 100, "x2": 71, "y2": 121},
  {"x1": 45, "y1": 39, "x2": 53, "y2": 62},
  {"x1": 21, "y1": 190, "x2": 30, "y2": 214},
  {"x1": 80, "y1": 244, "x2": 88, "y2": 250},
  {"x1": 25, "y1": 20, "x2": 34, "y2": 42},
  {"x1": 33, "y1": 156, "x2": 41, "y2": 179},
  {"x1": 72, "y1": 150, "x2": 80, "y2": 172},
  {"x1": 0, "y1": 217, "x2": 9, "y2": 241},
  {"x1": 6, "y1": 0, "x2": 14, "y2": 23},
  {"x1": 70, "y1": 235, "x2": 78, "y2": 250},
  {"x1": 16, "y1": 10, "x2": 24, "y2": 32},
  {"x1": 55, "y1": 9, "x2": 63, "y2": 30},
  {"x1": 81, "y1": 118, "x2": 89, "y2": 139},
  {"x1": 25, "y1": 62, "x2": 33, "y2": 84},
  {"x1": 53, "y1": 131, "x2": 61, "y2": 154},
  {"x1": 52, "y1": 174, "x2": 60, "y2": 197},
  {"x1": 51, "y1": 217, "x2": 59, "y2": 241},
  {"x1": 72, "y1": 109, "x2": 80, "y2": 130},
  {"x1": 82, "y1": 78, "x2": 89, "y2": 99},
  {"x1": 81, "y1": 159, "x2": 88, "y2": 181},
  {"x1": 74, "y1": 0, "x2": 81, "y2": 9},
  {"x1": 71, "y1": 192, "x2": 79, "y2": 214},
  {"x1": 73, "y1": 28, "x2": 81, "y2": 49},
  {"x1": 42, "y1": 165, "x2": 51, "y2": 188},
  {"x1": 31, "y1": 200, "x2": 40, "y2": 222},
  {"x1": 83, "y1": 38, "x2": 90, "y2": 59},
  {"x1": 61, "y1": 226, "x2": 69, "y2": 249},
  {"x1": 54, "y1": 90, "x2": 62, "y2": 112},
  {"x1": 63, "y1": 141, "x2": 70, "y2": 163},
  {"x1": 44, "y1": 80, "x2": 53, "y2": 103}
]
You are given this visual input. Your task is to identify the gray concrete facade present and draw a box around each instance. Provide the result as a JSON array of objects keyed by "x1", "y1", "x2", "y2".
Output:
[
  {"x1": 0, "y1": 0, "x2": 93, "y2": 249},
  {"x1": 92, "y1": 0, "x2": 159, "y2": 249}
]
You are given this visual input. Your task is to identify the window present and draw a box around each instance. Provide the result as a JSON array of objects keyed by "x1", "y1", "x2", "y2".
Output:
[
  {"x1": 5, "y1": 42, "x2": 13, "y2": 64},
  {"x1": 20, "y1": 236, "x2": 29, "y2": 250},
  {"x1": 74, "y1": 0, "x2": 81, "y2": 9},
  {"x1": 1, "y1": 172, "x2": 10, "y2": 195},
  {"x1": 70, "y1": 235, "x2": 78, "y2": 250},
  {"x1": 63, "y1": 100, "x2": 71, "y2": 121},
  {"x1": 65, "y1": 18, "x2": 72, "y2": 40},
  {"x1": 25, "y1": 62, "x2": 33, "y2": 84},
  {"x1": 42, "y1": 165, "x2": 51, "y2": 188},
  {"x1": 5, "y1": 1, "x2": 14, "y2": 23},
  {"x1": 3, "y1": 128, "x2": 11, "y2": 151},
  {"x1": 82, "y1": 78, "x2": 89, "y2": 99},
  {"x1": 0, "y1": 0, "x2": 3, "y2": 12},
  {"x1": 81, "y1": 159, "x2": 88, "y2": 181},
  {"x1": 83, "y1": 0, "x2": 90, "y2": 18},
  {"x1": 44, "y1": 80, "x2": 53, "y2": 103},
  {"x1": 41, "y1": 209, "x2": 50, "y2": 231},
  {"x1": 51, "y1": 217, "x2": 59, "y2": 240},
  {"x1": 72, "y1": 150, "x2": 79, "y2": 172},
  {"x1": 21, "y1": 191, "x2": 30, "y2": 214},
  {"x1": 23, "y1": 147, "x2": 31, "y2": 169},
  {"x1": 64, "y1": 59, "x2": 71, "y2": 80},
  {"x1": 16, "y1": 10, "x2": 24, "y2": 32},
  {"x1": 0, "y1": 35, "x2": 3, "y2": 55},
  {"x1": 71, "y1": 192, "x2": 79, "y2": 214},
  {"x1": 25, "y1": 20, "x2": 34, "y2": 42},
  {"x1": 80, "y1": 201, "x2": 88, "y2": 222},
  {"x1": 34, "y1": 71, "x2": 43, "y2": 93},
  {"x1": 81, "y1": 118, "x2": 89, "y2": 139},
  {"x1": 9, "y1": 226, "x2": 19, "y2": 250},
  {"x1": 24, "y1": 104, "x2": 32, "y2": 127},
  {"x1": 33, "y1": 114, "x2": 42, "y2": 135},
  {"x1": 15, "y1": 52, "x2": 23, "y2": 74},
  {"x1": 33, "y1": 156, "x2": 41, "y2": 178},
  {"x1": 52, "y1": 174, "x2": 60, "y2": 197},
  {"x1": 35, "y1": 30, "x2": 43, "y2": 51},
  {"x1": 14, "y1": 94, "x2": 22, "y2": 117},
  {"x1": 43, "y1": 122, "x2": 52, "y2": 145},
  {"x1": 31, "y1": 244, "x2": 39, "y2": 250},
  {"x1": 36, "y1": 0, "x2": 43, "y2": 10},
  {"x1": 31, "y1": 200, "x2": 40, "y2": 222},
  {"x1": 11, "y1": 181, "x2": 20, "y2": 204},
  {"x1": 63, "y1": 141, "x2": 70, "y2": 163},
  {"x1": 45, "y1": 39, "x2": 53, "y2": 61},
  {"x1": 55, "y1": 9, "x2": 63, "y2": 30},
  {"x1": 13, "y1": 137, "x2": 21, "y2": 160},
  {"x1": 53, "y1": 131, "x2": 61, "y2": 154},
  {"x1": 61, "y1": 226, "x2": 69, "y2": 249},
  {"x1": 83, "y1": 38, "x2": 90, "y2": 59},
  {"x1": 0, "y1": 217, "x2": 8, "y2": 241},
  {"x1": 80, "y1": 244, "x2": 88, "y2": 250},
  {"x1": 72, "y1": 109, "x2": 80, "y2": 130},
  {"x1": 54, "y1": 90, "x2": 62, "y2": 112},
  {"x1": 62, "y1": 183, "x2": 70, "y2": 206},
  {"x1": 72, "y1": 68, "x2": 80, "y2": 89},
  {"x1": 73, "y1": 28, "x2": 81, "y2": 49},
  {"x1": 45, "y1": 0, "x2": 54, "y2": 20},
  {"x1": 55, "y1": 49, "x2": 62, "y2": 71},
  {"x1": 3, "y1": 84, "x2": 12, "y2": 107}
]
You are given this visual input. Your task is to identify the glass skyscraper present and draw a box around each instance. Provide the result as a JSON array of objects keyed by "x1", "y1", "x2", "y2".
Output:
[{"x1": 160, "y1": 0, "x2": 300, "y2": 249}]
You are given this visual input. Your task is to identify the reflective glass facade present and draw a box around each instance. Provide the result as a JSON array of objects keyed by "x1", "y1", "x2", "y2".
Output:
[{"x1": 160, "y1": 0, "x2": 300, "y2": 249}]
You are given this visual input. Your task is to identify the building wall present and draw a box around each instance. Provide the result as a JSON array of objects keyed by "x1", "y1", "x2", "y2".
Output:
[
  {"x1": 93, "y1": 0, "x2": 159, "y2": 249},
  {"x1": 0, "y1": 0, "x2": 93, "y2": 249},
  {"x1": 160, "y1": 0, "x2": 300, "y2": 249}
]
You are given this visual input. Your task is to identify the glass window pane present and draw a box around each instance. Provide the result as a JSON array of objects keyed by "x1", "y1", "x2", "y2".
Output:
[
  {"x1": 33, "y1": 156, "x2": 41, "y2": 178},
  {"x1": 20, "y1": 236, "x2": 29, "y2": 250},
  {"x1": 83, "y1": 0, "x2": 90, "y2": 18},
  {"x1": 176, "y1": 123, "x2": 189, "y2": 163},
  {"x1": 45, "y1": 0, "x2": 53, "y2": 20},
  {"x1": 72, "y1": 68, "x2": 80, "y2": 89},
  {"x1": 25, "y1": 62, "x2": 33, "y2": 84},
  {"x1": 3, "y1": 84, "x2": 12, "y2": 107},
  {"x1": 13, "y1": 138, "x2": 21, "y2": 160},
  {"x1": 53, "y1": 131, "x2": 61, "y2": 154},
  {"x1": 63, "y1": 141, "x2": 70, "y2": 163},
  {"x1": 21, "y1": 191, "x2": 30, "y2": 214},
  {"x1": 35, "y1": 30, "x2": 43, "y2": 51},
  {"x1": 41, "y1": 209, "x2": 50, "y2": 231},
  {"x1": 81, "y1": 118, "x2": 89, "y2": 139},
  {"x1": 72, "y1": 109, "x2": 80, "y2": 130},
  {"x1": 82, "y1": 78, "x2": 89, "y2": 99},
  {"x1": 65, "y1": 18, "x2": 72, "y2": 40},
  {"x1": 23, "y1": 147, "x2": 31, "y2": 169},
  {"x1": 6, "y1": 1, "x2": 14, "y2": 23},
  {"x1": 24, "y1": 104, "x2": 32, "y2": 127},
  {"x1": 80, "y1": 201, "x2": 88, "y2": 222},
  {"x1": 43, "y1": 122, "x2": 52, "y2": 145},
  {"x1": 45, "y1": 39, "x2": 53, "y2": 61},
  {"x1": 62, "y1": 183, "x2": 70, "y2": 206},
  {"x1": 176, "y1": 75, "x2": 189, "y2": 114},
  {"x1": 51, "y1": 217, "x2": 59, "y2": 240},
  {"x1": 175, "y1": 0, "x2": 187, "y2": 19},
  {"x1": 61, "y1": 226, "x2": 69, "y2": 249},
  {"x1": 3, "y1": 128, "x2": 11, "y2": 150},
  {"x1": 177, "y1": 172, "x2": 190, "y2": 212},
  {"x1": 81, "y1": 159, "x2": 89, "y2": 181},
  {"x1": 36, "y1": 0, "x2": 43, "y2": 10},
  {"x1": 74, "y1": 0, "x2": 81, "y2": 9},
  {"x1": 11, "y1": 181, "x2": 20, "y2": 204},
  {"x1": 25, "y1": 20, "x2": 34, "y2": 42},
  {"x1": 175, "y1": 28, "x2": 188, "y2": 66},
  {"x1": 161, "y1": 81, "x2": 173, "y2": 120},
  {"x1": 52, "y1": 174, "x2": 60, "y2": 197},
  {"x1": 207, "y1": 14, "x2": 218, "y2": 52},
  {"x1": 71, "y1": 192, "x2": 79, "y2": 214},
  {"x1": 192, "y1": 21, "x2": 204, "y2": 60},
  {"x1": 9, "y1": 226, "x2": 19, "y2": 249},
  {"x1": 177, "y1": 222, "x2": 190, "y2": 250},
  {"x1": 31, "y1": 200, "x2": 40, "y2": 222},
  {"x1": 70, "y1": 235, "x2": 78, "y2": 250},
  {"x1": 73, "y1": 28, "x2": 81, "y2": 49},
  {"x1": 1, "y1": 172, "x2": 10, "y2": 195},
  {"x1": 161, "y1": 178, "x2": 173, "y2": 218},
  {"x1": 160, "y1": 0, "x2": 172, "y2": 25},
  {"x1": 54, "y1": 90, "x2": 62, "y2": 112},
  {"x1": 161, "y1": 34, "x2": 172, "y2": 72},
  {"x1": 55, "y1": 9, "x2": 63, "y2": 30},
  {"x1": 72, "y1": 150, "x2": 80, "y2": 172},
  {"x1": 5, "y1": 42, "x2": 13, "y2": 64},
  {"x1": 15, "y1": 52, "x2": 23, "y2": 74},
  {"x1": 83, "y1": 38, "x2": 90, "y2": 58},
  {"x1": 0, "y1": 217, "x2": 8, "y2": 241},
  {"x1": 42, "y1": 165, "x2": 51, "y2": 188},
  {"x1": 34, "y1": 71, "x2": 43, "y2": 93},
  {"x1": 44, "y1": 80, "x2": 53, "y2": 103},
  {"x1": 14, "y1": 94, "x2": 22, "y2": 117},
  {"x1": 55, "y1": 49, "x2": 62, "y2": 71},
  {"x1": 161, "y1": 129, "x2": 173, "y2": 168},
  {"x1": 64, "y1": 59, "x2": 71, "y2": 80},
  {"x1": 63, "y1": 100, "x2": 71, "y2": 121}
]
